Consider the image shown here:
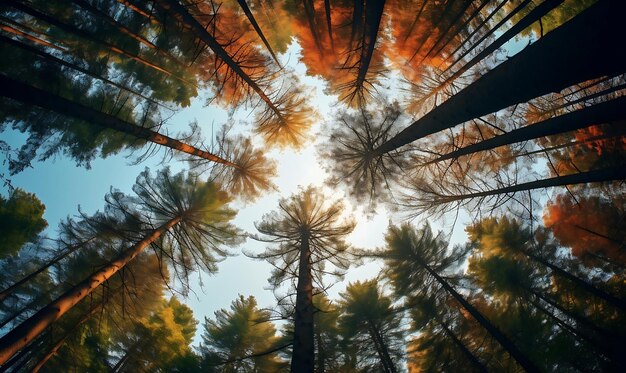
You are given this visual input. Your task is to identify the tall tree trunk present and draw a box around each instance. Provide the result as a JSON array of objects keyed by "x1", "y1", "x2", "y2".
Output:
[
  {"x1": 348, "y1": 0, "x2": 364, "y2": 51},
  {"x1": 347, "y1": 0, "x2": 385, "y2": 104},
  {"x1": 29, "y1": 305, "x2": 100, "y2": 373},
  {"x1": 0, "y1": 217, "x2": 181, "y2": 365},
  {"x1": 436, "y1": 317, "x2": 488, "y2": 373},
  {"x1": 439, "y1": 0, "x2": 508, "y2": 68},
  {"x1": 367, "y1": 320, "x2": 397, "y2": 373},
  {"x1": 236, "y1": 0, "x2": 281, "y2": 65},
  {"x1": 432, "y1": 0, "x2": 491, "y2": 58},
  {"x1": 416, "y1": 257, "x2": 540, "y2": 372},
  {"x1": 0, "y1": 75, "x2": 240, "y2": 167},
  {"x1": 427, "y1": 96, "x2": 626, "y2": 164},
  {"x1": 6, "y1": 0, "x2": 190, "y2": 84},
  {"x1": 432, "y1": 166, "x2": 626, "y2": 205},
  {"x1": 443, "y1": 0, "x2": 536, "y2": 75},
  {"x1": 420, "y1": 0, "x2": 474, "y2": 63},
  {"x1": 0, "y1": 237, "x2": 95, "y2": 302},
  {"x1": 0, "y1": 34, "x2": 168, "y2": 109},
  {"x1": 378, "y1": 0, "x2": 626, "y2": 154},
  {"x1": 315, "y1": 330, "x2": 325, "y2": 373},
  {"x1": 401, "y1": 0, "x2": 428, "y2": 45},
  {"x1": 323, "y1": 0, "x2": 334, "y2": 51},
  {"x1": 291, "y1": 232, "x2": 314, "y2": 373},
  {"x1": 154, "y1": 0, "x2": 285, "y2": 123},
  {"x1": 408, "y1": 0, "x2": 458, "y2": 63},
  {"x1": 524, "y1": 250, "x2": 626, "y2": 313}
]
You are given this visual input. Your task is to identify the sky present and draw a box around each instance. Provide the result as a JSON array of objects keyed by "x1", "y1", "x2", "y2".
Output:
[{"x1": 1, "y1": 38, "x2": 486, "y2": 347}]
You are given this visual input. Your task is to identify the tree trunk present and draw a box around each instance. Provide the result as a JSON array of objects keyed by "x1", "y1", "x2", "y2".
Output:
[
  {"x1": 420, "y1": 0, "x2": 474, "y2": 63},
  {"x1": 0, "y1": 217, "x2": 181, "y2": 365},
  {"x1": 6, "y1": 0, "x2": 189, "y2": 83},
  {"x1": 291, "y1": 232, "x2": 314, "y2": 373},
  {"x1": 353, "y1": 0, "x2": 385, "y2": 93},
  {"x1": 324, "y1": 0, "x2": 334, "y2": 51},
  {"x1": 0, "y1": 75, "x2": 240, "y2": 168},
  {"x1": 315, "y1": 330, "x2": 325, "y2": 373},
  {"x1": 154, "y1": 0, "x2": 284, "y2": 123},
  {"x1": 524, "y1": 250, "x2": 626, "y2": 313},
  {"x1": 367, "y1": 320, "x2": 397, "y2": 373},
  {"x1": 433, "y1": 166, "x2": 626, "y2": 204},
  {"x1": 436, "y1": 317, "x2": 488, "y2": 373},
  {"x1": 427, "y1": 96, "x2": 626, "y2": 164},
  {"x1": 29, "y1": 305, "x2": 99, "y2": 373},
  {"x1": 378, "y1": 0, "x2": 626, "y2": 154},
  {"x1": 417, "y1": 258, "x2": 540, "y2": 372},
  {"x1": 236, "y1": 0, "x2": 280, "y2": 65},
  {"x1": 0, "y1": 34, "x2": 167, "y2": 109},
  {"x1": 440, "y1": 0, "x2": 508, "y2": 68},
  {"x1": 445, "y1": 0, "x2": 554, "y2": 78},
  {"x1": 0, "y1": 237, "x2": 95, "y2": 302},
  {"x1": 432, "y1": 0, "x2": 491, "y2": 58}
]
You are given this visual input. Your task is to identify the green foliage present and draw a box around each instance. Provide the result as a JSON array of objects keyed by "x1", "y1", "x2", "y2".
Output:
[
  {"x1": 200, "y1": 295, "x2": 287, "y2": 372},
  {"x1": 0, "y1": 188, "x2": 47, "y2": 257}
]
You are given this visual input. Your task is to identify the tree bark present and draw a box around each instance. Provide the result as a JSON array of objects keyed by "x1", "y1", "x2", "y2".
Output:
[
  {"x1": 0, "y1": 75, "x2": 240, "y2": 168},
  {"x1": 436, "y1": 317, "x2": 488, "y2": 373},
  {"x1": 0, "y1": 237, "x2": 95, "y2": 302},
  {"x1": 291, "y1": 232, "x2": 314, "y2": 373},
  {"x1": 417, "y1": 258, "x2": 540, "y2": 372},
  {"x1": 0, "y1": 34, "x2": 167, "y2": 109},
  {"x1": 155, "y1": 0, "x2": 284, "y2": 123},
  {"x1": 524, "y1": 250, "x2": 626, "y2": 313},
  {"x1": 378, "y1": 0, "x2": 626, "y2": 154},
  {"x1": 236, "y1": 0, "x2": 280, "y2": 65},
  {"x1": 367, "y1": 320, "x2": 397, "y2": 373},
  {"x1": 433, "y1": 166, "x2": 626, "y2": 204},
  {"x1": 29, "y1": 305, "x2": 99, "y2": 373},
  {"x1": 427, "y1": 96, "x2": 626, "y2": 164},
  {"x1": 0, "y1": 217, "x2": 181, "y2": 365}
]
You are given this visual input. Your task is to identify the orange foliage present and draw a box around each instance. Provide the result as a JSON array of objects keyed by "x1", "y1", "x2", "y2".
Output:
[{"x1": 543, "y1": 194, "x2": 626, "y2": 265}]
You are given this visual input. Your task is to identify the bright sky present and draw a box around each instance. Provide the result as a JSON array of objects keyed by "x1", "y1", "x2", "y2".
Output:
[{"x1": 1, "y1": 40, "x2": 476, "y2": 347}]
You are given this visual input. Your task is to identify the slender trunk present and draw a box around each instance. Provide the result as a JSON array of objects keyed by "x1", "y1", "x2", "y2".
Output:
[
  {"x1": 367, "y1": 320, "x2": 397, "y2": 373},
  {"x1": 408, "y1": 0, "x2": 458, "y2": 63},
  {"x1": 30, "y1": 305, "x2": 100, "y2": 373},
  {"x1": 0, "y1": 237, "x2": 95, "y2": 302},
  {"x1": 432, "y1": 0, "x2": 491, "y2": 58},
  {"x1": 350, "y1": 0, "x2": 385, "y2": 100},
  {"x1": 0, "y1": 22, "x2": 64, "y2": 51},
  {"x1": 573, "y1": 224, "x2": 623, "y2": 246},
  {"x1": 0, "y1": 217, "x2": 181, "y2": 365},
  {"x1": 504, "y1": 131, "x2": 626, "y2": 161},
  {"x1": 401, "y1": 0, "x2": 428, "y2": 45},
  {"x1": 349, "y1": 0, "x2": 364, "y2": 51},
  {"x1": 302, "y1": 0, "x2": 324, "y2": 54},
  {"x1": 439, "y1": 0, "x2": 508, "y2": 69},
  {"x1": 116, "y1": 0, "x2": 154, "y2": 21},
  {"x1": 324, "y1": 0, "x2": 334, "y2": 51},
  {"x1": 154, "y1": 0, "x2": 284, "y2": 123},
  {"x1": 379, "y1": 0, "x2": 626, "y2": 153},
  {"x1": 420, "y1": 0, "x2": 474, "y2": 63},
  {"x1": 433, "y1": 166, "x2": 626, "y2": 204},
  {"x1": 236, "y1": 0, "x2": 281, "y2": 65},
  {"x1": 552, "y1": 82, "x2": 626, "y2": 112},
  {"x1": 6, "y1": 0, "x2": 190, "y2": 84},
  {"x1": 417, "y1": 258, "x2": 540, "y2": 372},
  {"x1": 0, "y1": 338, "x2": 44, "y2": 373},
  {"x1": 444, "y1": 0, "x2": 535, "y2": 74},
  {"x1": 436, "y1": 317, "x2": 488, "y2": 373},
  {"x1": 0, "y1": 75, "x2": 240, "y2": 168},
  {"x1": 291, "y1": 232, "x2": 314, "y2": 373},
  {"x1": 0, "y1": 34, "x2": 168, "y2": 109},
  {"x1": 426, "y1": 96, "x2": 626, "y2": 164},
  {"x1": 524, "y1": 250, "x2": 626, "y2": 313}
]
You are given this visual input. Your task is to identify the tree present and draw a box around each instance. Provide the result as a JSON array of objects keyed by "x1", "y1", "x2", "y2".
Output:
[
  {"x1": 200, "y1": 295, "x2": 286, "y2": 372},
  {"x1": 379, "y1": 223, "x2": 540, "y2": 372},
  {"x1": 376, "y1": 0, "x2": 626, "y2": 154},
  {"x1": 251, "y1": 186, "x2": 355, "y2": 373},
  {"x1": 0, "y1": 168, "x2": 242, "y2": 365},
  {"x1": 338, "y1": 280, "x2": 404, "y2": 373},
  {"x1": 0, "y1": 188, "x2": 47, "y2": 257}
]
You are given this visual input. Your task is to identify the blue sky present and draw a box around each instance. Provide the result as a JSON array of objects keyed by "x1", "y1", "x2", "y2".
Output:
[{"x1": 1, "y1": 40, "x2": 476, "y2": 346}]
